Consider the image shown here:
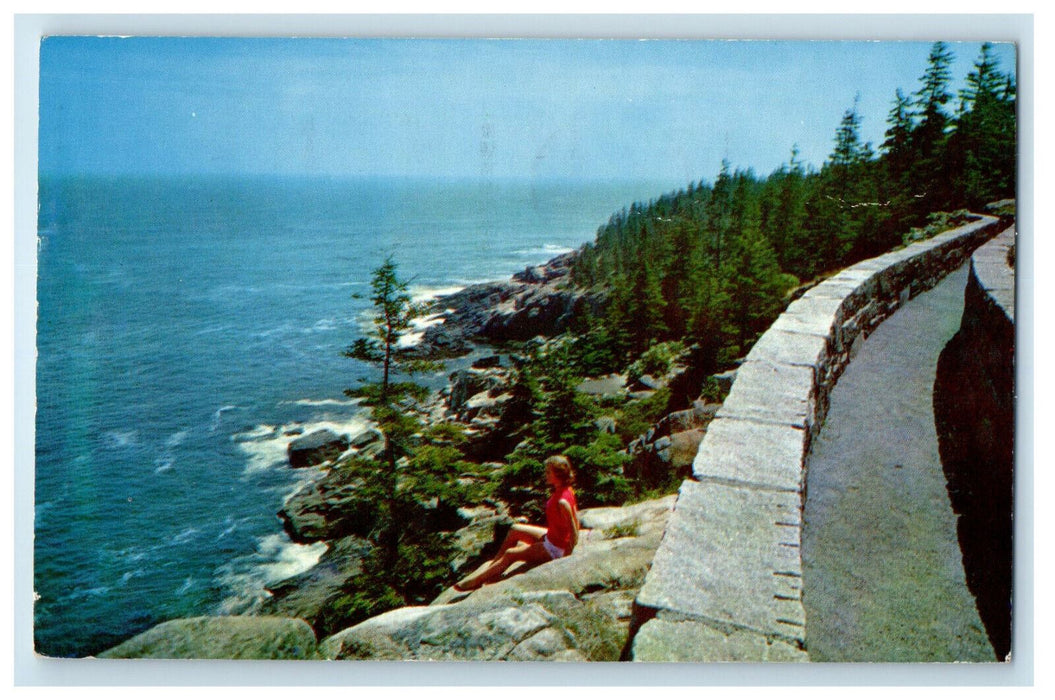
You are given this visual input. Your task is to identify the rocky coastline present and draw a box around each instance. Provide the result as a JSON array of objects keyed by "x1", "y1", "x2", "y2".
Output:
[{"x1": 100, "y1": 250, "x2": 727, "y2": 660}]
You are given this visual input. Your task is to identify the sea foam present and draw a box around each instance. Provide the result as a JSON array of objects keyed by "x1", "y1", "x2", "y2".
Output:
[
  {"x1": 214, "y1": 534, "x2": 327, "y2": 614},
  {"x1": 235, "y1": 415, "x2": 373, "y2": 475}
]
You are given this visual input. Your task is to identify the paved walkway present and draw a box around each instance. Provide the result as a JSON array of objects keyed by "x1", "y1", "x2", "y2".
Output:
[{"x1": 801, "y1": 264, "x2": 995, "y2": 662}]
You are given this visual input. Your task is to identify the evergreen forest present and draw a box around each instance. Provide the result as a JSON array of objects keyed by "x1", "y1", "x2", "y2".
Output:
[{"x1": 569, "y1": 41, "x2": 1016, "y2": 379}]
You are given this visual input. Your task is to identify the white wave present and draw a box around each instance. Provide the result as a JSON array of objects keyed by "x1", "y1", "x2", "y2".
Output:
[
  {"x1": 279, "y1": 398, "x2": 361, "y2": 408},
  {"x1": 410, "y1": 284, "x2": 466, "y2": 304},
  {"x1": 171, "y1": 527, "x2": 199, "y2": 545},
  {"x1": 153, "y1": 457, "x2": 174, "y2": 474},
  {"x1": 235, "y1": 415, "x2": 372, "y2": 475},
  {"x1": 397, "y1": 331, "x2": 425, "y2": 348},
  {"x1": 236, "y1": 433, "x2": 293, "y2": 474},
  {"x1": 215, "y1": 521, "x2": 238, "y2": 541},
  {"x1": 103, "y1": 430, "x2": 138, "y2": 449},
  {"x1": 120, "y1": 569, "x2": 146, "y2": 584},
  {"x1": 231, "y1": 424, "x2": 276, "y2": 442},
  {"x1": 165, "y1": 430, "x2": 189, "y2": 448},
  {"x1": 210, "y1": 405, "x2": 240, "y2": 432},
  {"x1": 412, "y1": 313, "x2": 447, "y2": 330},
  {"x1": 214, "y1": 534, "x2": 328, "y2": 615},
  {"x1": 514, "y1": 244, "x2": 574, "y2": 257},
  {"x1": 176, "y1": 577, "x2": 196, "y2": 595},
  {"x1": 253, "y1": 324, "x2": 295, "y2": 339},
  {"x1": 114, "y1": 546, "x2": 152, "y2": 564},
  {"x1": 395, "y1": 311, "x2": 448, "y2": 348},
  {"x1": 310, "y1": 318, "x2": 337, "y2": 332},
  {"x1": 256, "y1": 534, "x2": 327, "y2": 583}
]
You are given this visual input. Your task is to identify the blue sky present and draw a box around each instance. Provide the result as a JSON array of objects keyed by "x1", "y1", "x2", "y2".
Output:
[{"x1": 38, "y1": 37, "x2": 1016, "y2": 186}]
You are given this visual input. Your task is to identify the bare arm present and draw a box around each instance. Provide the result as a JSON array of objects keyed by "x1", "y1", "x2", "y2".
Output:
[{"x1": 559, "y1": 500, "x2": 579, "y2": 553}]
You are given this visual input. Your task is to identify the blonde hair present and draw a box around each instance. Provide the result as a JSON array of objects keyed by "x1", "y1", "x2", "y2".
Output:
[{"x1": 544, "y1": 455, "x2": 574, "y2": 486}]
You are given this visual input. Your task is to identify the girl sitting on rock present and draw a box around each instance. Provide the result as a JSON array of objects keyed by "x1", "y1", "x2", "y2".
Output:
[{"x1": 454, "y1": 455, "x2": 579, "y2": 591}]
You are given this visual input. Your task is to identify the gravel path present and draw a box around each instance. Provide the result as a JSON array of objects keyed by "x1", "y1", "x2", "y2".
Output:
[{"x1": 801, "y1": 264, "x2": 995, "y2": 662}]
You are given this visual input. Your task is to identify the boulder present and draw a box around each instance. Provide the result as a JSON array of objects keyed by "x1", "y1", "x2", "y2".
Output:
[
  {"x1": 348, "y1": 428, "x2": 383, "y2": 450},
  {"x1": 512, "y1": 265, "x2": 547, "y2": 284},
  {"x1": 448, "y1": 368, "x2": 508, "y2": 415},
  {"x1": 577, "y1": 374, "x2": 627, "y2": 397},
  {"x1": 667, "y1": 429, "x2": 706, "y2": 469},
  {"x1": 656, "y1": 401, "x2": 718, "y2": 437},
  {"x1": 287, "y1": 429, "x2": 350, "y2": 468},
  {"x1": 511, "y1": 251, "x2": 577, "y2": 284},
  {"x1": 319, "y1": 591, "x2": 594, "y2": 661},
  {"x1": 414, "y1": 325, "x2": 471, "y2": 358},
  {"x1": 98, "y1": 616, "x2": 317, "y2": 660},
  {"x1": 472, "y1": 355, "x2": 503, "y2": 370},
  {"x1": 462, "y1": 391, "x2": 511, "y2": 421},
  {"x1": 630, "y1": 374, "x2": 666, "y2": 392},
  {"x1": 278, "y1": 469, "x2": 376, "y2": 543}
]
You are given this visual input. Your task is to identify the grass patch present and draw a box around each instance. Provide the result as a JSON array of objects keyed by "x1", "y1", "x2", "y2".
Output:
[{"x1": 602, "y1": 519, "x2": 641, "y2": 539}]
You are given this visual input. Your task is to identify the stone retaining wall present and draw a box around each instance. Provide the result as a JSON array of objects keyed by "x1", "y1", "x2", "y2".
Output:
[
  {"x1": 629, "y1": 214, "x2": 1003, "y2": 662},
  {"x1": 932, "y1": 225, "x2": 1016, "y2": 659}
]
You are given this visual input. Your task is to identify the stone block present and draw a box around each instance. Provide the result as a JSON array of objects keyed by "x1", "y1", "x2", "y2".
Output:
[
  {"x1": 971, "y1": 227, "x2": 1016, "y2": 320},
  {"x1": 826, "y1": 265, "x2": 881, "y2": 288},
  {"x1": 631, "y1": 615, "x2": 807, "y2": 662},
  {"x1": 805, "y1": 279, "x2": 876, "y2": 317},
  {"x1": 636, "y1": 480, "x2": 806, "y2": 643},
  {"x1": 693, "y1": 416, "x2": 808, "y2": 492},
  {"x1": 716, "y1": 360, "x2": 816, "y2": 430},
  {"x1": 745, "y1": 328, "x2": 829, "y2": 370},
  {"x1": 771, "y1": 293, "x2": 843, "y2": 337}
]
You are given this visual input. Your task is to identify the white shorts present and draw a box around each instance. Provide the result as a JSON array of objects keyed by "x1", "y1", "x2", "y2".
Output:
[{"x1": 542, "y1": 536, "x2": 565, "y2": 560}]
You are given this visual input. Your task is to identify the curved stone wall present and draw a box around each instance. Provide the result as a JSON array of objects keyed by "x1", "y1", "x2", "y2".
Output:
[
  {"x1": 933, "y1": 226, "x2": 1016, "y2": 660},
  {"x1": 629, "y1": 214, "x2": 1003, "y2": 662}
]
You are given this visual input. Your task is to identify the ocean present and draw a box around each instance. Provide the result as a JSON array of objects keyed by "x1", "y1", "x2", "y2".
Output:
[{"x1": 33, "y1": 174, "x2": 669, "y2": 657}]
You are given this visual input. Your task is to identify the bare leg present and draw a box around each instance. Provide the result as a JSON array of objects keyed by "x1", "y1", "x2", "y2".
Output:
[
  {"x1": 455, "y1": 524, "x2": 548, "y2": 590},
  {"x1": 456, "y1": 540, "x2": 552, "y2": 590}
]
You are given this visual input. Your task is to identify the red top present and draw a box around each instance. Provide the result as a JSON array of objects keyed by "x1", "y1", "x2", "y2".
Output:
[{"x1": 545, "y1": 486, "x2": 578, "y2": 551}]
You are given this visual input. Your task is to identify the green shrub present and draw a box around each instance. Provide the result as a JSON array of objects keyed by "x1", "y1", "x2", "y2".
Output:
[
  {"x1": 614, "y1": 387, "x2": 671, "y2": 444},
  {"x1": 565, "y1": 432, "x2": 632, "y2": 507},
  {"x1": 903, "y1": 209, "x2": 973, "y2": 245},
  {"x1": 699, "y1": 376, "x2": 725, "y2": 404},
  {"x1": 626, "y1": 341, "x2": 685, "y2": 384}
]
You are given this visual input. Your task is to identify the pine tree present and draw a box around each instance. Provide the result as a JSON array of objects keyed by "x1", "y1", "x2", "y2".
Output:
[
  {"x1": 625, "y1": 254, "x2": 669, "y2": 355},
  {"x1": 343, "y1": 257, "x2": 460, "y2": 598},
  {"x1": 830, "y1": 95, "x2": 866, "y2": 171},
  {"x1": 911, "y1": 41, "x2": 956, "y2": 212},
  {"x1": 950, "y1": 43, "x2": 1017, "y2": 207},
  {"x1": 720, "y1": 194, "x2": 794, "y2": 353},
  {"x1": 705, "y1": 159, "x2": 734, "y2": 270},
  {"x1": 882, "y1": 88, "x2": 915, "y2": 182}
]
